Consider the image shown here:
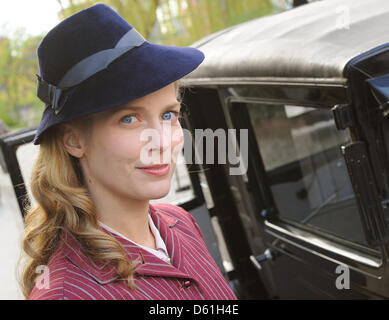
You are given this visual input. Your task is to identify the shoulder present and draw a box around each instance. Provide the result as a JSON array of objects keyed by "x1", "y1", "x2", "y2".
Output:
[
  {"x1": 152, "y1": 202, "x2": 189, "y2": 219},
  {"x1": 28, "y1": 242, "x2": 103, "y2": 300},
  {"x1": 28, "y1": 249, "x2": 68, "y2": 300},
  {"x1": 152, "y1": 202, "x2": 196, "y2": 227},
  {"x1": 151, "y1": 203, "x2": 205, "y2": 241}
]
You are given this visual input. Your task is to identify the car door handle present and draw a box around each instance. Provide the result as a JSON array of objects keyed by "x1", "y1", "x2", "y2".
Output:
[{"x1": 250, "y1": 249, "x2": 274, "y2": 271}]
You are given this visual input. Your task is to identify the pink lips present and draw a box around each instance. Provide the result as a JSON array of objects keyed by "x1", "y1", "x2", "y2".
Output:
[{"x1": 137, "y1": 164, "x2": 170, "y2": 176}]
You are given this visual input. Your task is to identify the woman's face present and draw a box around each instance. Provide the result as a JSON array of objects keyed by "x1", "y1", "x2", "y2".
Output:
[{"x1": 69, "y1": 82, "x2": 184, "y2": 201}]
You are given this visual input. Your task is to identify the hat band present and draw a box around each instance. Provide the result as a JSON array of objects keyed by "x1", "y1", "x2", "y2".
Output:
[{"x1": 36, "y1": 27, "x2": 146, "y2": 114}]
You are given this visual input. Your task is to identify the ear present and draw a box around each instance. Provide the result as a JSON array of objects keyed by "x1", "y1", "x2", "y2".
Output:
[{"x1": 61, "y1": 124, "x2": 85, "y2": 159}]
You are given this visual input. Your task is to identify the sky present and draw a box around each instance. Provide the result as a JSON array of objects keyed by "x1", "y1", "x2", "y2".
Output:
[{"x1": 0, "y1": 0, "x2": 63, "y2": 37}]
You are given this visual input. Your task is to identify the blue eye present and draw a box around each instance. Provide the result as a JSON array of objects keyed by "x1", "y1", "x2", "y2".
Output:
[
  {"x1": 162, "y1": 111, "x2": 173, "y2": 120},
  {"x1": 120, "y1": 111, "x2": 180, "y2": 124},
  {"x1": 162, "y1": 111, "x2": 176, "y2": 121},
  {"x1": 121, "y1": 115, "x2": 136, "y2": 124}
]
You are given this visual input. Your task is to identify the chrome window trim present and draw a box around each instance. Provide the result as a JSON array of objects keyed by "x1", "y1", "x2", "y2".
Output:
[{"x1": 265, "y1": 220, "x2": 383, "y2": 271}]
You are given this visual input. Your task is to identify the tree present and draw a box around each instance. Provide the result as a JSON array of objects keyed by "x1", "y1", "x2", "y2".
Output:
[{"x1": 56, "y1": 0, "x2": 161, "y2": 39}]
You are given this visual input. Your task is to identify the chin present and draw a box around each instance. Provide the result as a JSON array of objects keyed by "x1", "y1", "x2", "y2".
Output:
[
  {"x1": 141, "y1": 181, "x2": 171, "y2": 200},
  {"x1": 144, "y1": 192, "x2": 170, "y2": 201}
]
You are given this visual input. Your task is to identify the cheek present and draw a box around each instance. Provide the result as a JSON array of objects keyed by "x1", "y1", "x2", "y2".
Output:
[
  {"x1": 171, "y1": 126, "x2": 184, "y2": 162},
  {"x1": 103, "y1": 131, "x2": 143, "y2": 165},
  {"x1": 172, "y1": 125, "x2": 184, "y2": 145}
]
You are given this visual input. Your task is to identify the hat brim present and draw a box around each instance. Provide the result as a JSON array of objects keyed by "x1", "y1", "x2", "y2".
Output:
[{"x1": 33, "y1": 41, "x2": 204, "y2": 145}]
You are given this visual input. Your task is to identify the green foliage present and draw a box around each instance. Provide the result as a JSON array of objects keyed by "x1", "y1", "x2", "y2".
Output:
[
  {"x1": 0, "y1": 0, "x2": 275, "y2": 129},
  {"x1": 0, "y1": 33, "x2": 43, "y2": 129}
]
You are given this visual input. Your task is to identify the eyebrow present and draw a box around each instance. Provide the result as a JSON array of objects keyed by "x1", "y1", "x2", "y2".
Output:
[{"x1": 114, "y1": 102, "x2": 181, "y2": 113}]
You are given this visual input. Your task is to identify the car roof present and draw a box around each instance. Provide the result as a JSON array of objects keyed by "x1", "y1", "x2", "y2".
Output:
[{"x1": 185, "y1": 0, "x2": 389, "y2": 85}]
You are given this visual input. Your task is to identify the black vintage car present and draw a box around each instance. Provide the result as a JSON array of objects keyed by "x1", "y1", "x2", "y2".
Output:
[
  {"x1": 2, "y1": 0, "x2": 389, "y2": 299},
  {"x1": 179, "y1": 0, "x2": 389, "y2": 299}
]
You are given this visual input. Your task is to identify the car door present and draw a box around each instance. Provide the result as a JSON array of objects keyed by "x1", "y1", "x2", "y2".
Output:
[
  {"x1": 220, "y1": 84, "x2": 389, "y2": 299},
  {"x1": 179, "y1": 82, "x2": 389, "y2": 299}
]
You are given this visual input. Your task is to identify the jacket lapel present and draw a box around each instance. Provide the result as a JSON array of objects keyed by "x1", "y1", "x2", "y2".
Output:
[
  {"x1": 58, "y1": 227, "x2": 119, "y2": 284},
  {"x1": 112, "y1": 204, "x2": 193, "y2": 280},
  {"x1": 59, "y1": 204, "x2": 195, "y2": 284}
]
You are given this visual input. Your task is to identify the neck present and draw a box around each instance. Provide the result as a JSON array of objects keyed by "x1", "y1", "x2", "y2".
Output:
[{"x1": 90, "y1": 185, "x2": 155, "y2": 248}]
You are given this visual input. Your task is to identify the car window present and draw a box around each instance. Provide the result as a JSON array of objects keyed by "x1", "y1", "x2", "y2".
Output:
[
  {"x1": 16, "y1": 143, "x2": 39, "y2": 207},
  {"x1": 246, "y1": 102, "x2": 375, "y2": 248},
  {"x1": 0, "y1": 147, "x2": 24, "y2": 299}
]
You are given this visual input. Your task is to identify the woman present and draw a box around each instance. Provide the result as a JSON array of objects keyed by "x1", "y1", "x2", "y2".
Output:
[{"x1": 19, "y1": 3, "x2": 237, "y2": 300}]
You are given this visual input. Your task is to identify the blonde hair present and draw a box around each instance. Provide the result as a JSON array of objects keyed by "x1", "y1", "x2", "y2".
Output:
[{"x1": 18, "y1": 80, "x2": 183, "y2": 299}]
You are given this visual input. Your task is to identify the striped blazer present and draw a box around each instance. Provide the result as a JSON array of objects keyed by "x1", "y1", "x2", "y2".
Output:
[{"x1": 28, "y1": 203, "x2": 237, "y2": 300}]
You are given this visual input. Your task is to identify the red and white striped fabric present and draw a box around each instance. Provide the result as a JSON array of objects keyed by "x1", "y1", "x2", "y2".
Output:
[{"x1": 28, "y1": 203, "x2": 237, "y2": 300}]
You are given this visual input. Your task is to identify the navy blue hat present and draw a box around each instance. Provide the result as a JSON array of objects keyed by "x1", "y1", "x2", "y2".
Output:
[{"x1": 33, "y1": 3, "x2": 204, "y2": 145}]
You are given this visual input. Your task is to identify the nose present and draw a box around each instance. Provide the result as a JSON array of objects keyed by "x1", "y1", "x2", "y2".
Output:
[
  {"x1": 141, "y1": 121, "x2": 172, "y2": 156},
  {"x1": 153, "y1": 121, "x2": 171, "y2": 152}
]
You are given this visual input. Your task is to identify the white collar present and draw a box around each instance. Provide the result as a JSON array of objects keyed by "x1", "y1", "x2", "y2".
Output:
[{"x1": 97, "y1": 212, "x2": 169, "y2": 261}]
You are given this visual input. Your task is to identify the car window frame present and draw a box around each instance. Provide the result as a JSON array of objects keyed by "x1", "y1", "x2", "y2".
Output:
[{"x1": 219, "y1": 84, "x2": 384, "y2": 264}]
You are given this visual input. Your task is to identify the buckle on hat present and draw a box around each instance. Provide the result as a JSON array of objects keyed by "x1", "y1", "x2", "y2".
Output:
[
  {"x1": 35, "y1": 28, "x2": 146, "y2": 116},
  {"x1": 36, "y1": 74, "x2": 66, "y2": 115}
]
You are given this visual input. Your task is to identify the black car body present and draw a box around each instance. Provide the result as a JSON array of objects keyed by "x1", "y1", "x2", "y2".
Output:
[{"x1": 179, "y1": 0, "x2": 389, "y2": 299}]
